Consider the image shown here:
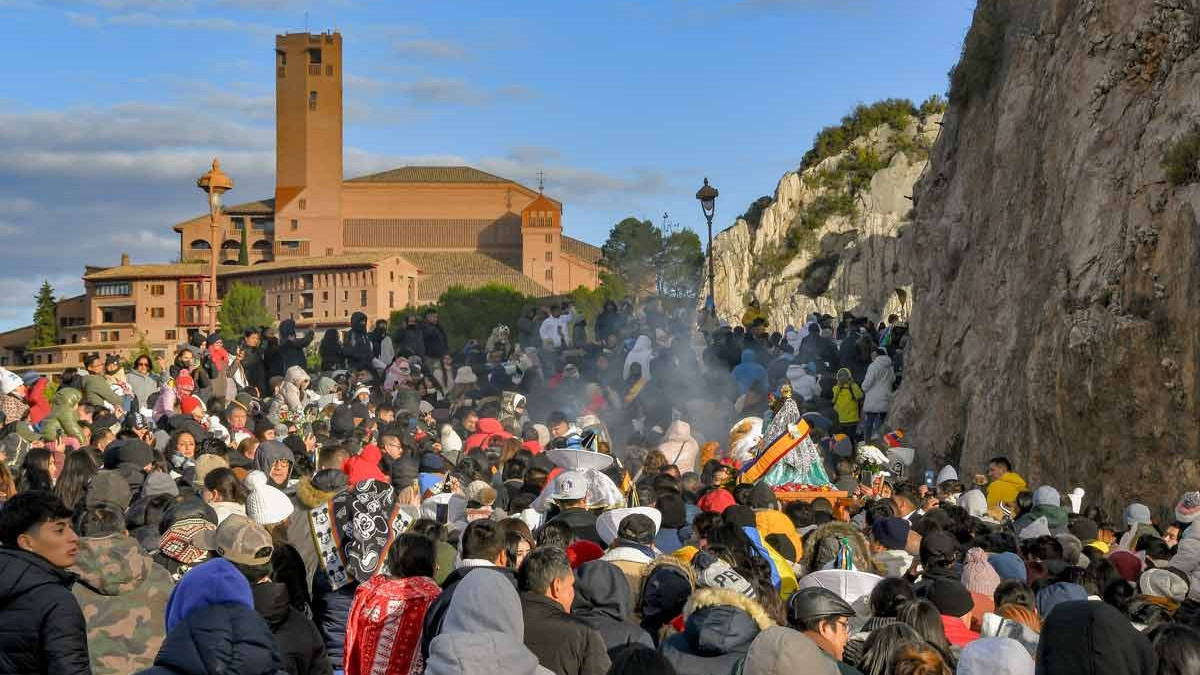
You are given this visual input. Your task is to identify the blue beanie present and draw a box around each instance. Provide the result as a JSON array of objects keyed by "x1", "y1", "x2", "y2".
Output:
[
  {"x1": 164, "y1": 557, "x2": 254, "y2": 631},
  {"x1": 988, "y1": 551, "x2": 1027, "y2": 582}
]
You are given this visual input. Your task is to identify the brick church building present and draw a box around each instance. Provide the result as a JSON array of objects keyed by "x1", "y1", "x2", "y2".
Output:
[{"x1": 1, "y1": 31, "x2": 600, "y2": 370}]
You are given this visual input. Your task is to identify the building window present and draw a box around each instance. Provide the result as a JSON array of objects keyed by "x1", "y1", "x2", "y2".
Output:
[
  {"x1": 360, "y1": 290, "x2": 367, "y2": 307},
  {"x1": 150, "y1": 284, "x2": 165, "y2": 296},
  {"x1": 165, "y1": 329, "x2": 177, "y2": 340},
  {"x1": 180, "y1": 282, "x2": 201, "y2": 300},
  {"x1": 230, "y1": 217, "x2": 244, "y2": 230},
  {"x1": 344, "y1": 309, "x2": 348, "y2": 317},
  {"x1": 291, "y1": 219, "x2": 299, "y2": 231},
  {"x1": 544, "y1": 234, "x2": 553, "y2": 244},
  {"x1": 309, "y1": 91, "x2": 317, "y2": 110},
  {"x1": 94, "y1": 282, "x2": 131, "y2": 297},
  {"x1": 110, "y1": 331, "x2": 119, "y2": 342},
  {"x1": 308, "y1": 48, "x2": 322, "y2": 64},
  {"x1": 343, "y1": 290, "x2": 348, "y2": 301},
  {"x1": 276, "y1": 49, "x2": 286, "y2": 66},
  {"x1": 150, "y1": 307, "x2": 165, "y2": 318},
  {"x1": 98, "y1": 331, "x2": 107, "y2": 342},
  {"x1": 544, "y1": 251, "x2": 553, "y2": 262},
  {"x1": 324, "y1": 311, "x2": 329, "y2": 318},
  {"x1": 276, "y1": 295, "x2": 281, "y2": 312},
  {"x1": 389, "y1": 271, "x2": 394, "y2": 282},
  {"x1": 298, "y1": 199, "x2": 306, "y2": 210},
  {"x1": 389, "y1": 291, "x2": 394, "y2": 309},
  {"x1": 322, "y1": 291, "x2": 328, "y2": 301},
  {"x1": 545, "y1": 269, "x2": 553, "y2": 281}
]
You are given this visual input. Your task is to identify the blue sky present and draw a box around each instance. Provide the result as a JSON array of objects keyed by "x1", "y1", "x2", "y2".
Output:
[{"x1": 0, "y1": 0, "x2": 976, "y2": 330}]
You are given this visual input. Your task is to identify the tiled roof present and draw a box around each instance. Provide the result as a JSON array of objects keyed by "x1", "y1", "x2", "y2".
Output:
[
  {"x1": 398, "y1": 251, "x2": 551, "y2": 302},
  {"x1": 219, "y1": 253, "x2": 396, "y2": 277},
  {"x1": 561, "y1": 236, "x2": 602, "y2": 264},
  {"x1": 346, "y1": 166, "x2": 510, "y2": 184},
  {"x1": 85, "y1": 263, "x2": 206, "y2": 280},
  {"x1": 225, "y1": 198, "x2": 275, "y2": 215}
]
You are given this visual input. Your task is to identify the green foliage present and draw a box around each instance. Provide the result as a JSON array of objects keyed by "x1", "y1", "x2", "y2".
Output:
[
  {"x1": 949, "y1": 0, "x2": 1005, "y2": 106},
  {"x1": 238, "y1": 224, "x2": 249, "y2": 265},
  {"x1": 129, "y1": 332, "x2": 153, "y2": 367},
  {"x1": 658, "y1": 230, "x2": 704, "y2": 298},
  {"x1": 217, "y1": 282, "x2": 274, "y2": 342},
  {"x1": 600, "y1": 218, "x2": 663, "y2": 294},
  {"x1": 800, "y1": 99, "x2": 918, "y2": 170},
  {"x1": 740, "y1": 196, "x2": 773, "y2": 228},
  {"x1": 392, "y1": 284, "x2": 536, "y2": 353},
  {"x1": 600, "y1": 217, "x2": 703, "y2": 298},
  {"x1": 1163, "y1": 127, "x2": 1200, "y2": 185},
  {"x1": 570, "y1": 273, "x2": 627, "y2": 328},
  {"x1": 29, "y1": 281, "x2": 57, "y2": 348},
  {"x1": 919, "y1": 94, "x2": 947, "y2": 117}
]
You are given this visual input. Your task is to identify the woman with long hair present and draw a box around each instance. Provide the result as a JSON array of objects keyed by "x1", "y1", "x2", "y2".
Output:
[
  {"x1": 17, "y1": 447, "x2": 54, "y2": 492},
  {"x1": 164, "y1": 429, "x2": 197, "y2": 479},
  {"x1": 0, "y1": 463, "x2": 16, "y2": 502},
  {"x1": 855, "y1": 623, "x2": 926, "y2": 675},
  {"x1": 897, "y1": 600, "x2": 956, "y2": 669},
  {"x1": 891, "y1": 644, "x2": 953, "y2": 675},
  {"x1": 344, "y1": 533, "x2": 442, "y2": 675},
  {"x1": 53, "y1": 450, "x2": 97, "y2": 511}
]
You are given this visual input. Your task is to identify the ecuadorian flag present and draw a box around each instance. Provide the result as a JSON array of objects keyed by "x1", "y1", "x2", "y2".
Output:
[{"x1": 740, "y1": 420, "x2": 812, "y2": 484}]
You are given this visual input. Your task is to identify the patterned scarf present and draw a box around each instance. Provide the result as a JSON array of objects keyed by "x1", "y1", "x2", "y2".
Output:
[
  {"x1": 344, "y1": 575, "x2": 441, "y2": 675},
  {"x1": 311, "y1": 479, "x2": 411, "y2": 590}
]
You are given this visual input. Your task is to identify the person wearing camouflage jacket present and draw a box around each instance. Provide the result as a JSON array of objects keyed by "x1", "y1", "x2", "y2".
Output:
[{"x1": 70, "y1": 505, "x2": 174, "y2": 675}]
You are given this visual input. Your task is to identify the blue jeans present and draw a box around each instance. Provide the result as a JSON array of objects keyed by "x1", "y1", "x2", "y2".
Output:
[{"x1": 863, "y1": 412, "x2": 886, "y2": 442}]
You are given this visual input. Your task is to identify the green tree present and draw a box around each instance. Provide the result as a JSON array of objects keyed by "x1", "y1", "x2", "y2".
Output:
[
  {"x1": 238, "y1": 222, "x2": 249, "y2": 265},
  {"x1": 217, "y1": 281, "x2": 274, "y2": 342},
  {"x1": 29, "y1": 280, "x2": 57, "y2": 348},
  {"x1": 600, "y1": 217, "x2": 663, "y2": 296},
  {"x1": 570, "y1": 272, "x2": 628, "y2": 327},
  {"x1": 390, "y1": 284, "x2": 536, "y2": 352},
  {"x1": 657, "y1": 229, "x2": 704, "y2": 298}
]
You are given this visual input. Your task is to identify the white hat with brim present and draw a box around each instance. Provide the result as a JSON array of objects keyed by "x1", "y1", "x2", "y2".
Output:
[
  {"x1": 547, "y1": 448, "x2": 614, "y2": 471},
  {"x1": 596, "y1": 506, "x2": 662, "y2": 546}
]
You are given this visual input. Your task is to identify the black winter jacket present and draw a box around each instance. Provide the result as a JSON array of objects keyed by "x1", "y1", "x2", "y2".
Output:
[
  {"x1": 134, "y1": 603, "x2": 285, "y2": 675},
  {"x1": 659, "y1": 588, "x2": 768, "y2": 675},
  {"x1": 520, "y1": 592, "x2": 610, "y2": 675},
  {"x1": 423, "y1": 322, "x2": 449, "y2": 358},
  {"x1": 545, "y1": 508, "x2": 603, "y2": 547},
  {"x1": 311, "y1": 571, "x2": 356, "y2": 672},
  {"x1": 0, "y1": 547, "x2": 91, "y2": 675},
  {"x1": 267, "y1": 320, "x2": 314, "y2": 381},
  {"x1": 251, "y1": 582, "x2": 332, "y2": 675},
  {"x1": 571, "y1": 561, "x2": 653, "y2": 660}
]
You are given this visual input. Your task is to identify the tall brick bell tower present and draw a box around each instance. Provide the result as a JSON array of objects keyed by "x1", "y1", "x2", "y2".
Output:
[{"x1": 274, "y1": 31, "x2": 344, "y2": 257}]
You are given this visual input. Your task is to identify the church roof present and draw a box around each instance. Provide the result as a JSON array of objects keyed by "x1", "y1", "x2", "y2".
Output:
[
  {"x1": 85, "y1": 263, "x2": 207, "y2": 280},
  {"x1": 225, "y1": 198, "x2": 276, "y2": 215},
  {"x1": 561, "y1": 236, "x2": 602, "y2": 264},
  {"x1": 397, "y1": 251, "x2": 551, "y2": 302},
  {"x1": 219, "y1": 252, "x2": 398, "y2": 277},
  {"x1": 346, "y1": 166, "x2": 510, "y2": 184}
]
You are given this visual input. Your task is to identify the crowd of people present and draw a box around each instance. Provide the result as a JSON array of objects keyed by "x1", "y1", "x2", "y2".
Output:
[{"x1": 0, "y1": 299, "x2": 1196, "y2": 675}]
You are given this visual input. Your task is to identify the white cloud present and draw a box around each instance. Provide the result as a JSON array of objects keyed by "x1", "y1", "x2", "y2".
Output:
[{"x1": 394, "y1": 38, "x2": 468, "y2": 61}]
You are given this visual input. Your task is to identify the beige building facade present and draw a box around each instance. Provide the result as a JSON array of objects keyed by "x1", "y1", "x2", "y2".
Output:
[{"x1": 6, "y1": 30, "x2": 601, "y2": 373}]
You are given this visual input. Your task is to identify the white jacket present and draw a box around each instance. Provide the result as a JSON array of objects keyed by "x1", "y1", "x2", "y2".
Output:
[
  {"x1": 860, "y1": 354, "x2": 895, "y2": 414},
  {"x1": 1170, "y1": 523, "x2": 1200, "y2": 602}
]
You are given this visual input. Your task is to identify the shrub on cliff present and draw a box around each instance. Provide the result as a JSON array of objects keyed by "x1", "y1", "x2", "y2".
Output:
[
  {"x1": 1163, "y1": 128, "x2": 1200, "y2": 185},
  {"x1": 800, "y1": 98, "x2": 918, "y2": 170}
]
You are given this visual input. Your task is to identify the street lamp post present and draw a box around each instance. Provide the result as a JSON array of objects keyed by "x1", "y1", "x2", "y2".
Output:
[
  {"x1": 197, "y1": 158, "x2": 233, "y2": 334},
  {"x1": 695, "y1": 177, "x2": 719, "y2": 307}
]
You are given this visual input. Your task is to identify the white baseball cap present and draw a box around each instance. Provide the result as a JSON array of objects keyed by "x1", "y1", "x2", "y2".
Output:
[{"x1": 551, "y1": 470, "x2": 588, "y2": 501}]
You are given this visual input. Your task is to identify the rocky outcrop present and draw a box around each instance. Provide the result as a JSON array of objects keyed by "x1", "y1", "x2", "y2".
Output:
[
  {"x1": 711, "y1": 114, "x2": 940, "y2": 329},
  {"x1": 893, "y1": 0, "x2": 1200, "y2": 512}
]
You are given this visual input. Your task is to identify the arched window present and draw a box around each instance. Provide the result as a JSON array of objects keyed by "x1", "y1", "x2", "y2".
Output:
[
  {"x1": 222, "y1": 239, "x2": 241, "y2": 250},
  {"x1": 190, "y1": 239, "x2": 211, "y2": 250},
  {"x1": 252, "y1": 240, "x2": 272, "y2": 250}
]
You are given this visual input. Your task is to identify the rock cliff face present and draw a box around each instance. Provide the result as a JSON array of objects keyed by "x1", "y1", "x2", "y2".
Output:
[
  {"x1": 893, "y1": 0, "x2": 1200, "y2": 513},
  {"x1": 711, "y1": 114, "x2": 941, "y2": 329}
]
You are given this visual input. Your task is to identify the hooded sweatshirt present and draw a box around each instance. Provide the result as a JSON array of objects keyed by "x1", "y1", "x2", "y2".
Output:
[
  {"x1": 572, "y1": 561, "x2": 653, "y2": 660},
  {"x1": 731, "y1": 349, "x2": 770, "y2": 395},
  {"x1": 425, "y1": 569, "x2": 553, "y2": 675},
  {"x1": 660, "y1": 587, "x2": 773, "y2": 675},
  {"x1": 71, "y1": 533, "x2": 175, "y2": 675},
  {"x1": 957, "y1": 637, "x2": 1034, "y2": 675},
  {"x1": 987, "y1": 472, "x2": 1028, "y2": 509},
  {"x1": 623, "y1": 335, "x2": 653, "y2": 382},
  {"x1": 656, "y1": 420, "x2": 700, "y2": 473}
]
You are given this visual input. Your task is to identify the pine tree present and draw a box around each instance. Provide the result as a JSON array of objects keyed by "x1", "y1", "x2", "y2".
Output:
[
  {"x1": 217, "y1": 281, "x2": 273, "y2": 342},
  {"x1": 238, "y1": 221, "x2": 250, "y2": 265},
  {"x1": 29, "y1": 280, "x2": 57, "y2": 348}
]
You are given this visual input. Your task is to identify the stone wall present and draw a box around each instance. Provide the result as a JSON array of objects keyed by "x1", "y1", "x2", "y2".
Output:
[{"x1": 893, "y1": 0, "x2": 1200, "y2": 514}]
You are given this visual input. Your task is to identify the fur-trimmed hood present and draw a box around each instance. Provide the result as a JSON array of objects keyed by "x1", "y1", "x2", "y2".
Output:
[
  {"x1": 683, "y1": 587, "x2": 774, "y2": 631},
  {"x1": 296, "y1": 475, "x2": 341, "y2": 509},
  {"x1": 802, "y1": 520, "x2": 880, "y2": 575}
]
